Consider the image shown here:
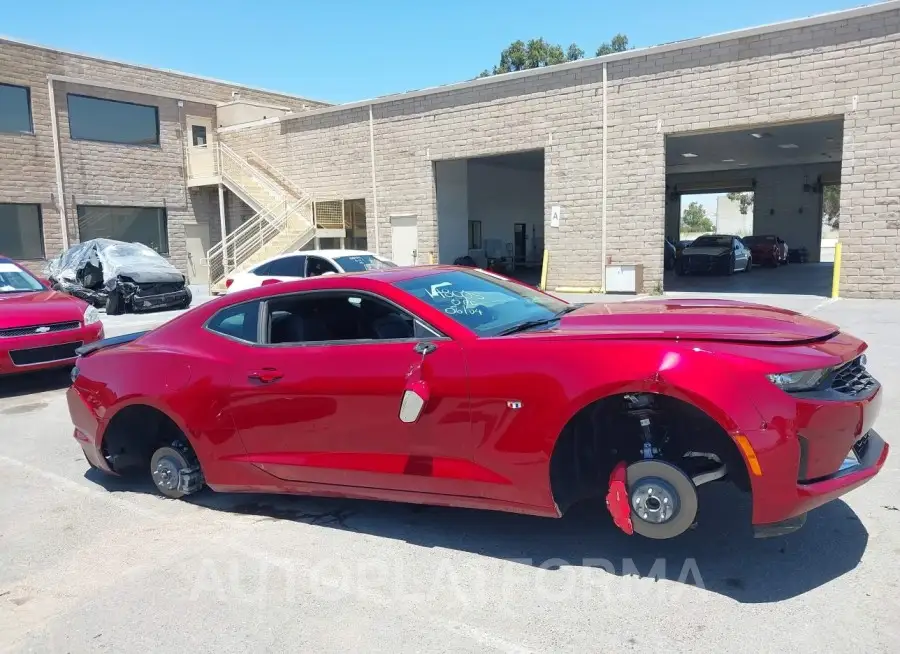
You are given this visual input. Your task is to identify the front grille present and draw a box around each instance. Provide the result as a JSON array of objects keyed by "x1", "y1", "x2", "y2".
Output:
[
  {"x1": 137, "y1": 282, "x2": 184, "y2": 295},
  {"x1": 0, "y1": 321, "x2": 80, "y2": 338},
  {"x1": 9, "y1": 341, "x2": 82, "y2": 366},
  {"x1": 831, "y1": 357, "x2": 877, "y2": 396}
]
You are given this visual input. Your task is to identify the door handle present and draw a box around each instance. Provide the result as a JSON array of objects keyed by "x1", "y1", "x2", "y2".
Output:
[{"x1": 248, "y1": 368, "x2": 283, "y2": 383}]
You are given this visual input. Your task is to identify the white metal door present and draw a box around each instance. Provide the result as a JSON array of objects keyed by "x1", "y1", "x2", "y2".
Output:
[
  {"x1": 186, "y1": 116, "x2": 215, "y2": 180},
  {"x1": 184, "y1": 222, "x2": 211, "y2": 285},
  {"x1": 390, "y1": 214, "x2": 418, "y2": 266}
]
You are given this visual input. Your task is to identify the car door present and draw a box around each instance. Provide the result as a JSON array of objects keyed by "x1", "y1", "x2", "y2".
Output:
[{"x1": 225, "y1": 289, "x2": 482, "y2": 497}]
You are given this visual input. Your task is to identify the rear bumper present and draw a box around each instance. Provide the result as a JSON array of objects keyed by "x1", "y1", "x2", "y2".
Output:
[
  {"x1": 0, "y1": 323, "x2": 104, "y2": 375},
  {"x1": 68, "y1": 385, "x2": 115, "y2": 474}
]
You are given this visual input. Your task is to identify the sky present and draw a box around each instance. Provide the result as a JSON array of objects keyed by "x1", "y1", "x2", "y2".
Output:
[{"x1": 2, "y1": 0, "x2": 875, "y2": 104}]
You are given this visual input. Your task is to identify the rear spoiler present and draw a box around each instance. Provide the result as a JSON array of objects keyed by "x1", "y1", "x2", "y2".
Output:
[{"x1": 75, "y1": 330, "x2": 149, "y2": 357}]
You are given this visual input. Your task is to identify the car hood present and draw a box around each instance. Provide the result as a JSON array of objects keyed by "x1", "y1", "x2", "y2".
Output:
[
  {"x1": 553, "y1": 298, "x2": 839, "y2": 344},
  {"x1": 0, "y1": 290, "x2": 85, "y2": 328},
  {"x1": 682, "y1": 246, "x2": 730, "y2": 256}
]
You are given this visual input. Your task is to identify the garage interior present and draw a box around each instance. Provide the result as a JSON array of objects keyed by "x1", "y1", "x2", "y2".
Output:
[
  {"x1": 664, "y1": 118, "x2": 842, "y2": 297},
  {"x1": 434, "y1": 150, "x2": 545, "y2": 285}
]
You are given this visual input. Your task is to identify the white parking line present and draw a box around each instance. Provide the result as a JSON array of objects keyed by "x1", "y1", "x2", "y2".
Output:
[{"x1": 808, "y1": 297, "x2": 840, "y2": 314}]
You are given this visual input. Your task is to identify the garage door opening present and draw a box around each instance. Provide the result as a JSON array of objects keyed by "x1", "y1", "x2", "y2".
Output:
[
  {"x1": 434, "y1": 150, "x2": 544, "y2": 286},
  {"x1": 664, "y1": 118, "x2": 842, "y2": 297}
]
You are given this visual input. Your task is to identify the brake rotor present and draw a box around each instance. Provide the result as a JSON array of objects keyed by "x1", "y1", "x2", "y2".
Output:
[{"x1": 625, "y1": 460, "x2": 698, "y2": 539}]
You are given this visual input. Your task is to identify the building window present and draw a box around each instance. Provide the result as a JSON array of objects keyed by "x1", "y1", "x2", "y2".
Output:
[
  {"x1": 468, "y1": 220, "x2": 482, "y2": 249},
  {"x1": 76, "y1": 206, "x2": 169, "y2": 254},
  {"x1": 67, "y1": 94, "x2": 160, "y2": 145},
  {"x1": 191, "y1": 124, "x2": 207, "y2": 146},
  {"x1": 0, "y1": 83, "x2": 33, "y2": 134},
  {"x1": 0, "y1": 204, "x2": 44, "y2": 259}
]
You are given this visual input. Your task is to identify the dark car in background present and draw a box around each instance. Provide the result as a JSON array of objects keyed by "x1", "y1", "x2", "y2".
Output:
[
  {"x1": 742, "y1": 234, "x2": 788, "y2": 267},
  {"x1": 47, "y1": 239, "x2": 192, "y2": 316},
  {"x1": 677, "y1": 234, "x2": 752, "y2": 276},
  {"x1": 664, "y1": 238, "x2": 677, "y2": 270}
]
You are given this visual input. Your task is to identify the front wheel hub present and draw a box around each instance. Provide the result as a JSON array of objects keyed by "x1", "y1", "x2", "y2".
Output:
[{"x1": 625, "y1": 460, "x2": 698, "y2": 540}]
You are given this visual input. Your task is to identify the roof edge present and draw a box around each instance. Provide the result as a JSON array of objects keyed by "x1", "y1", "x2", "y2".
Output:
[
  {"x1": 0, "y1": 35, "x2": 333, "y2": 107},
  {"x1": 275, "y1": 0, "x2": 898, "y2": 124}
]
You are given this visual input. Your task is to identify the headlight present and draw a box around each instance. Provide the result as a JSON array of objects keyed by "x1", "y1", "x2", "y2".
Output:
[
  {"x1": 767, "y1": 368, "x2": 830, "y2": 392},
  {"x1": 83, "y1": 305, "x2": 100, "y2": 325}
]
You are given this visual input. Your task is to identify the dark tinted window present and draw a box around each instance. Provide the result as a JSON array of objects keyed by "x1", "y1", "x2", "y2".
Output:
[
  {"x1": 394, "y1": 269, "x2": 568, "y2": 336},
  {"x1": 76, "y1": 206, "x2": 168, "y2": 254},
  {"x1": 208, "y1": 301, "x2": 260, "y2": 343},
  {"x1": 306, "y1": 256, "x2": 339, "y2": 277},
  {"x1": 690, "y1": 235, "x2": 732, "y2": 248},
  {"x1": 0, "y1": 204, "x2": 44, "y2": 259},
  {"x1": 333, "y1": 254, "x2": 395, "y2": 272},
  {"x1": 266, "y1": 255, "x2": 306, "y2": 277},
  {"x1": 67, "y1": 94, "x2": 160, "y2": 145},
  {"x1": 0, "y1": 83, "x2": 33, "y2": 134}
]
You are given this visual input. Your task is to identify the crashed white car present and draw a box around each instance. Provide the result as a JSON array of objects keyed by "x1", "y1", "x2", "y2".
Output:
[{"x1": 225, "y1": 249, "x2": 397, "y2": 293}]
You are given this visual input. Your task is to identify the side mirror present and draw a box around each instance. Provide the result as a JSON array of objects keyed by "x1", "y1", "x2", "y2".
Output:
[{"x1": 399, "y1": 379, "x2": 430, "y2": 423}]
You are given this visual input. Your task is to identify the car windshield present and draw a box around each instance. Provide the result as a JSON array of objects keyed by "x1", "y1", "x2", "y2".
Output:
[
  {"x1": 334, "y1": 254, "x2": 397, "y2": 272},
  {"x1": 690, "y1": 236, "x2": 732, "y2": 248},
  {"x1": 394, "y1": 269, "x2": 569, "y2": 336},
  {"x1": 0, "y1": 262, "x2": 44, "y2": 293},
  {"x1": 742, "y1": 235, "x2": 775, "y2": 245}
]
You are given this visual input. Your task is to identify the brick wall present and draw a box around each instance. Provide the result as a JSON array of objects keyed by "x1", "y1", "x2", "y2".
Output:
[
  {"x1": 0, "y1": 38, "x2": 325, "y2": 275},
  {"x1": 220, "y1": 7, "x2": 900, "y2": 297}
]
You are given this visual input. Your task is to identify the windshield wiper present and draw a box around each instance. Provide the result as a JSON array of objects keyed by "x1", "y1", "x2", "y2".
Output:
[{"x1": 497, "y1": 305, "x2": 580, "y2": 336}]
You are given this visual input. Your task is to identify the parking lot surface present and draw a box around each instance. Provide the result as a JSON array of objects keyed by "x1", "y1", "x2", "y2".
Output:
[{"x1": 1, "y1": 292, "x2": 898, "y2": 653}]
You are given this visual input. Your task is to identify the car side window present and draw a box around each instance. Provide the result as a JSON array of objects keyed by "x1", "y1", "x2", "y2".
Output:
[
  {"x1": 265, "y1": 292, "x2": 437, "y2": 345},
  {"x1": 207, "y1": 301, "x2": 261, "y2": 343},
  {"x1": 306, "y1": 256, "x2": 339, "y2": 277},
  {"x1": 266, "y1": 255, "x2": 306, "y2": 277},
  {"x1": 251, "y1": 262, "x2": 271, "y2": 276}
]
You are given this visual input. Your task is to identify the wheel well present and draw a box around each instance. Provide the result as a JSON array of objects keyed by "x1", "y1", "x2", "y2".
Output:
[
  {"x1": 549, "y1": 393, "x2": 751, "y2": 514},
  {"x1": 101, "y1": 404, "x2": 193, "y2": 474}
]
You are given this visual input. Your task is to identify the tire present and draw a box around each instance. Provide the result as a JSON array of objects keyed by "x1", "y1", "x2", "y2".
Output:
[
  {"x1": 149, "y1": 444, "x2": 203, "y2": 499},
  {"x1": 745, "y1": 256, "x2": 752, "y2": 272},
  {"x1": 105, "y1": 290, "x2": 124, "y2": 315},
  {"x1": 725, "y1": 255, "x2": 735, "y2": 276},
  {"x1": 675, "y1": 261, "x2": 685, "y2": 276}
]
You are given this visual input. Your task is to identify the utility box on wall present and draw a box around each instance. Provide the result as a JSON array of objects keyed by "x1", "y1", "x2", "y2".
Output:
[{"x1": 605, "y1": 264, "x2": 643, "y2": 294}]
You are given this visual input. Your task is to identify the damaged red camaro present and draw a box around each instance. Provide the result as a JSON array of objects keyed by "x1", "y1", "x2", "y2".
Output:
[{"x1": 67, "y1": 266, "x2": 889, "y2": 539}]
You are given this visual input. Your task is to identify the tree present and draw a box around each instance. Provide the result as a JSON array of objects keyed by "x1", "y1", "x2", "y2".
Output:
[
  {"x1": 478, "y1": 34, "x2": 628, "y2": 78},
  {"x1": 681, "y1": 201, "x2": 716, "y2": 233},
  {"x1": 596, "y1": 34, "x2": 629, "y2": 57},
  {"x1": 726, "y1": 192, "x2": 754, "y2": 216},
  {"x1": 823, "y1": 185, "x2": 840, "y2": 229}
]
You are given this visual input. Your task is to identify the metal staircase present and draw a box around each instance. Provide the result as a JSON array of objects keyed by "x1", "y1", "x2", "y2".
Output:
[{"x1": 206, "y1": 144, "x2": 315, "y2": 293}]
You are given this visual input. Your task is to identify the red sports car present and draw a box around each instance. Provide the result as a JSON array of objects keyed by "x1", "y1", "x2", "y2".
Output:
[
  {"x1": 67, "y1": 266, "x2": 889, "y2": 540},
  {"x1": 0, "y1": 257, "x2": 104, "y2": 375}
]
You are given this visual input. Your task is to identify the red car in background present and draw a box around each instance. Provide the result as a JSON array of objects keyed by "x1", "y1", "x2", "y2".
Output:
[
  {"x1": 742, "y1": 234, "x2": 789, "y2": 267},
  {"x1": 0, "y1": 257, "x2": 104, "y2": 376},
  {"x1": 68, "y1": 266, "x2": 888, "y2": 540}
]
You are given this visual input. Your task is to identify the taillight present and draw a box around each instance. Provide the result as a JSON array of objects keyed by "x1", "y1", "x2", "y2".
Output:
[{"x1": 225, "y1": 278, "x2": 234, "y2": 289}]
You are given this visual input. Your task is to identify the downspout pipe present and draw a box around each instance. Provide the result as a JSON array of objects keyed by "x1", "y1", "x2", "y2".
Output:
[
  {"x1": 368, "y1": 104, "x2": 380, "y2": 256},
  {"x1": 47, "y1": 77, "x2": 69, "y2": 251},
  {"x1": 600, "y1": 62, "x2": 608, "y2": 292}
]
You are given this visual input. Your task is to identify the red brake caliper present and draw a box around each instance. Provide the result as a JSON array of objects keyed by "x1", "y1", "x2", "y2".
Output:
[{"x1": 606, "y1": 461, "x2": 633, "y2": 535}]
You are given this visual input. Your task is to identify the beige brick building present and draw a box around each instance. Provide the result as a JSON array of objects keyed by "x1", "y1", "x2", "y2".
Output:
[
  {"x1": 3, "y1": 2, "x2": 900, "y2": 297},
  {"x1": 0, "y1": 36, "x2": 326, "y2": 282}
]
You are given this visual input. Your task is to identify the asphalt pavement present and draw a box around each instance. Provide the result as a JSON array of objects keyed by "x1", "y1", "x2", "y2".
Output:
[{"x1": 0, "y1": 290, "x2": 898, "y2": 653}]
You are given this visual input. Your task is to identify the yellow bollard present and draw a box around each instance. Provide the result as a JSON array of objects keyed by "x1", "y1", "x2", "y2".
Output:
[
  {"x1": 539, "y1": 249, "x2": 549, "y2": 290},
  {"x1": 831, "y1": 241, "x2": 842, "y2": 299}
]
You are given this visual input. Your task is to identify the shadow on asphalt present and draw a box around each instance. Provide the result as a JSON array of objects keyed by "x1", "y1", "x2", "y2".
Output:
[
  {"x1": 0, "y1": 368, "x2": 71, "y2": 400},
  {"x1": 664, "y1": 262, "x2": 833, "y2": 296},
  {"x1": 85, "y1": 469, "x2": 868, "y2": 604}
]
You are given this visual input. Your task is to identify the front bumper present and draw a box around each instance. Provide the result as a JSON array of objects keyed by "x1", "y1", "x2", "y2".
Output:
[
  {"x1": 0, "y1": 322, "x2": 104, "y2": 375},
  {"x1": 129, "y1": 287, "x2": 191, "y2": 312},
  {"x1": 745, "y1": 376, "x2": 889, "y2": 530},
  {"x1": 681, "y1": 255, "x2": 730, "y2": 273}
]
